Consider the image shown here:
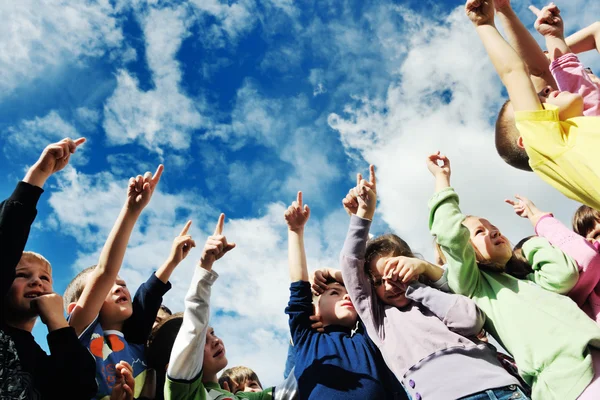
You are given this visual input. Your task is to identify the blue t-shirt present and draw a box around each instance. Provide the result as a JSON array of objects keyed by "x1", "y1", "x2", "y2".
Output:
[
  {"x1": 74, "y1": 273, "x2": 171, "y2": 399},
  {"x1": 285, "y1": 281, "x2": 395, "y2": 399}
]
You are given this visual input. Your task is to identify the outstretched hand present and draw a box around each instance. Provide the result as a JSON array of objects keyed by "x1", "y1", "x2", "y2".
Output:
[
  {"x1": 505, "y1": 194, "x2": 549, "y2": 226},
  {"x1": 200, "y1": 214, "x2": 236, "y2": 270},
  {"x1": 356, "y1": 165, "x2": 377, "y2": 220},
  {"x1": 284, "y1": 191, "x2": 311, "y2": 232},
  {"x1": 529, "y1": 3, "x2": 564, "y2": 38},
  {"x1": 168, "y1": 220, "x2": 196, "y2": 266},
  {"x1": 24, "y1": 137, "x2": 86, "y2": 188},
  {"x1": 465, "y1": 0, "x2": 495, "y2": 26},
  {"x1": 127, "y1": 164, "x2": 164, "y2": 213}
]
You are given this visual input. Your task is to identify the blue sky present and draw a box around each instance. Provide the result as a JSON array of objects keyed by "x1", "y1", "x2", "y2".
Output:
[{"x1": 2, "y1": 0, "x2": 600, "y2": 386}]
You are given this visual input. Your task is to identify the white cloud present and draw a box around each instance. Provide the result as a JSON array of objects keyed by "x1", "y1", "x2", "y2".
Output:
[
  {"x1": 103, "y1": 6, "x2": 205, "y2": 155},
  {"x1": 3, "y1": 111, "x2": 89, "y2": 167},
  {"x1": 329, "y1": 5, "x2": 582, "y2": 260},
  {"x1": 0, "y1": 0, "x2": 122, "y2": 98}
]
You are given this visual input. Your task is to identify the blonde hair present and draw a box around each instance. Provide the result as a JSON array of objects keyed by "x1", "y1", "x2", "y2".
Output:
[
  {"x1": 219, "y1": 366, "x2": 262, "y2": 392},
  {"x1": 19, "y1": 251, "x2": 52, "y2": 274},
  {"x1": 463, "y1": 216, "x2": 507, "y2": 273}
]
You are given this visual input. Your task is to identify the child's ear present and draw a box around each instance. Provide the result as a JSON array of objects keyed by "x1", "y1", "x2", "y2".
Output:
[
  {"x1": 516, "y1": 136, "x2": 525, "y2": 149},
  {"x1": 67, "y1": 302, "x2": 77, "y2": 315}
]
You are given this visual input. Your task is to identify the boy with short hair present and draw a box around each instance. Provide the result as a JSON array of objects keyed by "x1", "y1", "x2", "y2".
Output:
[
  {"x1": 466, "y1": 0, "x2": 600, "y2": 210},
  {"x1": 165, "y1": 214, "x2": 274, "y2": 400},
  {"x1": 284, "y1": 191, "x2": 399, "y2": 399},
  {"x1": 218, "y1": 366, "x2": 263, "y2": 394},
  {"x1": 0, "y1": 137, "x2": 97, "y2": 399},
  {"x1": 65, "y1": 166, "x2": 196, "y2": 399}
]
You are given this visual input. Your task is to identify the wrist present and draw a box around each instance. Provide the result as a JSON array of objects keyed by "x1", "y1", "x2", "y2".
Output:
[
  {"x1": 530, "y1": 211, "x2": 552, "y2": 227},
  {"x1": 46, "y1": 316, "x2": 69, "y2": 332},
  {"x1": 357, "y1": 208, "x2": 374, "y2": 221},
  {"x1": 23, "y1": 167, "x2": 50, "y2": 189},
  {"x1": 199, "y1": 258, "x2": 213, "y2": 271},
  {"x1": 434, "y1": 175, "x2": 450, "y2": 192}
]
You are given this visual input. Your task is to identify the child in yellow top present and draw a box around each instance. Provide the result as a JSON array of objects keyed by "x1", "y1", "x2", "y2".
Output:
[{"x1": 467, "y1": 0, "x2": 600, "y2": 210}]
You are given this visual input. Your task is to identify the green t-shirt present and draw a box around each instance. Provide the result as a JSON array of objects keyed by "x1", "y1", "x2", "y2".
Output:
[{"x1": 429, "y1": 187, "x2": 600, "y2": 400}]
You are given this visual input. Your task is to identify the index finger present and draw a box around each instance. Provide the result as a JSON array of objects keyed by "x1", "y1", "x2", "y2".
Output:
[
  {"x1": 369, "y1": 164, "x2": 376, "y2": 186},
  {"x1": 152, "y1": 164, "x2": 164, "y2": 184},
  {"x1": 297, "y1": 191, "x2": 303, "y2": 209},
  {"x1": 528, "y1": 5, "x2": 541, "y2": 15},
  {"x1": 180, "y1": 220, "x2": 192, "y2": 236},
  {"x1": 214, "y1": 213, "x2": 225, "y2": 235},
  {"x1": 356, "y1": 173, "x2": 362, "y2": 187},
  {"x1": 74, "y1": 137, "x2": 86, "y2": 147}
]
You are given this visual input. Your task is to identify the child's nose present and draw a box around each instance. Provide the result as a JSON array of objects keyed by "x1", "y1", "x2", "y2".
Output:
[
  {"x1": 343, "y1": 293, "x2": 350, "y2": 301},
  {"x1": 28, "y1": 276, "x2": 42, "y2": 287}
]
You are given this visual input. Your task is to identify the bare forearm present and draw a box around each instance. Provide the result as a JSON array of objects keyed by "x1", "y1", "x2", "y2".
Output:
[
  {"x1": 288, "y1": 229, "x2": 309, "y2": 282},
  {"x1": 545, "y1": 35, "x2": 571, "y2": 61},
  {"x1": 435, "y1": 175, "x2": 450, "y2": 193},
  {"x1": 23, "y1": 167, "x2": 49, "y2": 189},
  {"x1": 477, "y1": 24, "x2": 529, "y2": 80},
  {"x1": 496, "y1": 7, "x2": 556, "y2": 89},
  {"x1": 424, "y1": 262, "x2": 444, "y2": 282},
  {"x1": 155, "y1": 261, "x2": 176, "y2": 284},
  {"x1": 98, "y1": 205, "x2": 140, "y2": 275},
  {"x1": 566, "y1": 21, "x2": 600, "y2": 54}
]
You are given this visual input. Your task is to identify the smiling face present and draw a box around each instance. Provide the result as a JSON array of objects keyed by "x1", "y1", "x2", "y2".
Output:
[
  {"x1": 204, "y1": 326, "x2": 228, "y2": 378},
  {"x1": 98, "y1": 276, "x2": 133, "y2": 329},
  {"x1": 463, "y1": 216, "x2": 513, "y2": 268},
  {"x1": 368, "y1": 255, "x2": 412, "y2": 308},
  {"x1": 315, "y1": 282, "x2": 357, "y2": 329},
  {"x1": 5, "y1": 257, "x2": 53, "y2": 324}
]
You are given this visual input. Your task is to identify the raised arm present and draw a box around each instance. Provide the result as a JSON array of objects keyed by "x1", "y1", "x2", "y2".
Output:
[
  {"x1": 285, "y1": 192, "x2": 311, "y2": 283},
  {"x1": 167, "y1": 214, "x2": 234, "y2": 380},
  {"x1": 521, "y1": 236, "x2": 579, "y2": 293},
  {"x1": 427, "y1": 152, "x2": 482, "y2": 297},
  {"x1": 69, "y1": 165, "x2": 164, "y2": 336},
  {"x1": 466, "y1": 0, "x2": 542, "y2": 112},
  {"x1": 566, "y1": 21, "x2": 600, "y2": 54},
  {"x1": 494, "y1": 0, "x2": 556, "y2": 90},
  {"x1": 535, "y1": 215, "x2": 600, "y2": 305},
  {"x1": 530, "y1": 4, "x2": 570, "y2": 61},
  {"x1": 1, "y1": 138, "x2": 84, "y2": 302}
]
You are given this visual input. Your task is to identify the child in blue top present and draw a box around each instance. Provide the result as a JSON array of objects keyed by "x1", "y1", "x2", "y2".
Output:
[{"x1": 284, "y1": 191, "x2": 402, "y2": 399}]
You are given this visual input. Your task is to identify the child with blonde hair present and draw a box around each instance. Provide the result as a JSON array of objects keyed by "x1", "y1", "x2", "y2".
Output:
[
  {"x1": 428, "y1": 151, "x2": 600, "y2": 399},
  {"x1": 466, "y1": 0, "x2": 600, "y2": 211},
  {"x1": 0, "y1": 137, "x2": 97, "y2": 400}
]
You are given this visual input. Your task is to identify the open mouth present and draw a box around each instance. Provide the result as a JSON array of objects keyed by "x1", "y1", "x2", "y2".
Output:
[
  {"x1": 116, "y1": 296, "x2": 128, "y2": 304},
  {"x1": 24, "y1": 292, "x2": 42, "y2": 299}
]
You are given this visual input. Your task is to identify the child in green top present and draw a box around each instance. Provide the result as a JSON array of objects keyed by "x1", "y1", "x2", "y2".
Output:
[{"x1": 427, "y1": 151, "x2": 600, "y2": 400}]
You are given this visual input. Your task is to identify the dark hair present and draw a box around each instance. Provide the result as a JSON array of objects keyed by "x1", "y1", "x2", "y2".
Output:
[
  {"x1": 495, "y1": 100, "x2": 533, "y2": 172},
  {"x1": 159, "y1": 304, "x2": 173, "y2": 315},
  {"x1": 504, "y1": 236, "x2": 535, "y2": 279},
  {"x1": 364, "y1": 234, "x2": 417, "y2": 281},
  {"x1": 146, "y1": 312, "x2": 184, "y2": 400},
  {"x1": 63, "y1": 265, "x2": 97, "y2": 310},
  {"x1": 573, "y1": 205, "x2": 600, "y2": 237}
]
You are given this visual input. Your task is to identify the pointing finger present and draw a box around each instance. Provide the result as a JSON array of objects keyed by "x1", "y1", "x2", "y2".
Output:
[
  {"x1": 297, "y1": 191, "x2": 303, "y2": 209},
  {"x1": 356, "y1": 173, "x2": 362, "y2": 187},
  {"x1": 528, "y1": 5, "x2": 541, "y2": 16},
  {"x1": 214, "y1": 213, "x2": 225, "y2": 236},
  {"x1": 152, "y1": 164, "x2": 164, "y2": 184},
  {"x1": 180, "y1": 220, "x2": 192, "y2": 236},
  {"x1": 369, "y1": 164, "x2": 376, "y2": 187}
]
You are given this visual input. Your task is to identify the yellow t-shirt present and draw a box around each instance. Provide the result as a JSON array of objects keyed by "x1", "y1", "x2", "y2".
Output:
[{"x1": 515, "y1": 104, "x2": 600, "y2": 210}]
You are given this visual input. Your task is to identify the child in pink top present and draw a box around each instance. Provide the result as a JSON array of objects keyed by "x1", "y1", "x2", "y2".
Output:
[
  {"x1": 530, "y1": 4, "x2": 600, "y2": 116},
  {"x1": 507, "y1": 195, "x2": 600, "y2": 324}
]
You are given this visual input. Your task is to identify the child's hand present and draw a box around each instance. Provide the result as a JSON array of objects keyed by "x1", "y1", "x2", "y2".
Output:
[
  {"x1": 384, "y1": 257, "x2": 428, "y2": 283},
  {"x1": 465, "y1": 0, "x2": 495, "y2": 27},
  {"x1": 110, "y1": 361, "x2": 134, "y2": 400},
  {"x1": 126, "y1": 164, "x2": 164, "y2": 214},
  {"x1": 342, "y1": 187, "x2": 359, "y2": 216},
  {"x1": 505, "y1": 194, "x2": 550, "y2": 226},
  {"x1": 23, "y1": 137, "x2": 86, "y2": 188},
  {"x1": 311, "y1": 269, "x2": 334, "y2": 295},
  {"x1": 309, "y1": 314, "x2": 325, "y2": 333},
  {"x1": 530, "y1": 3, "x2": 564, "y2": 38},
  {"x1": 426, "y1": 151, "x2": 451, "y2": 178},
  {"x1": 167, "y1": 220, "x2": 196, "y2": 267},
  {"x1": 30, "y1": 293, "x2": 69, "y2": 332},
  {"x1": 284, "y1": 191, "x2": 311, "y2": 232},
  {"x1": 200, "y1": 213, "x2": 236, "y2": 271},
  {"x1": 356, "y1": 165, "x2": 377, "y2": 220}
]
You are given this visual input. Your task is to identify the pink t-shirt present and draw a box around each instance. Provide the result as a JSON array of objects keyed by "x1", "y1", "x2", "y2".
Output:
[
  {"x1": 535, "y1": 214, "x2": 600, "y2": 325},
  {"x1": 550, "y1": 53, "x2": 600, "y2": 116}
]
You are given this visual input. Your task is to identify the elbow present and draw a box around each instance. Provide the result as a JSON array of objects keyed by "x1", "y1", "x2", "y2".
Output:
[
  {"x1": 499, "y1": 65, "x2": 530, "y2": 85},
  {"x1": 445, "y1": 299, "x2": 484, "y2": 336}
]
